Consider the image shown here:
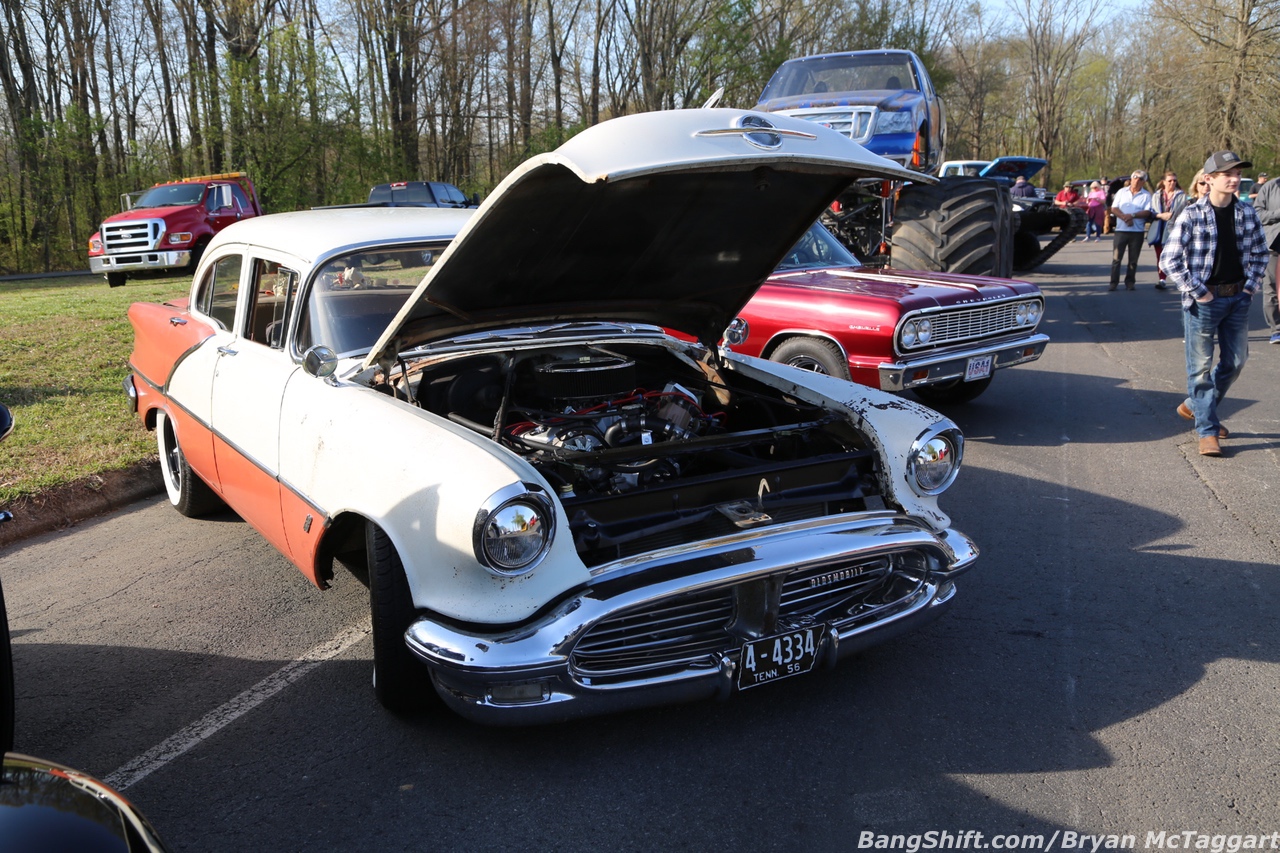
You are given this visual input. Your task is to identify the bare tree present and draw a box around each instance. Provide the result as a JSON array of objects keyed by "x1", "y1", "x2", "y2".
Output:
[
  {"x1": 1006, "y1": 0, "x2": 1102, "y2": 186},
  {"x1": 1151, "y1": 0, "x2": 1280, "y2": 151}
]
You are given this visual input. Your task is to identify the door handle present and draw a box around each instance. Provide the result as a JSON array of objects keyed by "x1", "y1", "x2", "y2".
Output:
[
  {"x1": 168, "y1": 317, "x2": 187, "y2": 326},
  {"x1": 217, "y1": 346, "x2": 238, "y2": 357}
]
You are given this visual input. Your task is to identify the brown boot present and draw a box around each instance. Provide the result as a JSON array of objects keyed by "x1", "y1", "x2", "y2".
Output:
[
  {"x1": 1198, "y1": 435, "x2": 1222, "y2": 456},
  {"x1": 1177, "y1": 402, "x2": 1228, "y2": 437}
]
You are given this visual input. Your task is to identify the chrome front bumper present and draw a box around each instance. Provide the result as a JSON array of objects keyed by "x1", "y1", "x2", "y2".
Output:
[
  {"x1": 878, "y1": 333, "x2": 1049, "y2": 391},
  {"x1": 405, "y1": 513, "x2": 977, "y2": 724},
  {"x1": 90, "y1": 249, "x2": 191, "y2": 276}
]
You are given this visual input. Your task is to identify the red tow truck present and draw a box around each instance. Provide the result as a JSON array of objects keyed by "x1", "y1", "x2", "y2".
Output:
[{"x1": 88, "y1": 172, "x2": 263, "y2": 287}]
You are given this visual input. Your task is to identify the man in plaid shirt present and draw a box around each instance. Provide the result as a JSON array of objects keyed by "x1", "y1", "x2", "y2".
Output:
[{"x1": 1159, "y1": 150, "x2": 1268, "y2": 457}]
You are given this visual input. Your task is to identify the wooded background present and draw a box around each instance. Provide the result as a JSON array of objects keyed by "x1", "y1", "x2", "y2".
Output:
[{"x1": 1, "y1": 0, "x2": 1276, "y2": 272}]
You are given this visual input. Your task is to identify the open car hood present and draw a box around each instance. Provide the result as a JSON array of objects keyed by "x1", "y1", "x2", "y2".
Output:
[
  {"x1": 363, "y1": 108, "x2": 930, "y2": 370},
  {"x1": 980, "y1": 157, "x2": 1048, "y2": 184}
]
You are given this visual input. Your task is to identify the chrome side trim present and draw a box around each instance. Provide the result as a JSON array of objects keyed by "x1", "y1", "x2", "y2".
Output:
[{"x1": 127, "y1": 364, "x2": 328, "y2": 521}]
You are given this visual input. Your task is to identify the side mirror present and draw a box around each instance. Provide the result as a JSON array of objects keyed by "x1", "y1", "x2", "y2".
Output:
[{"x1": 302, "y1": 345, "x2": 338, "y2": 378}]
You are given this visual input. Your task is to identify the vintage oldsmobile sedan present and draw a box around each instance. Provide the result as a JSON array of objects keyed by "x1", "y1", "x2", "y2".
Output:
[
  {"x1": 726, "y1": 222, "x2": 1047, "y2": 404},
  {"x1": 126, "y1": 109, "x2": 978, "y2": 724}
]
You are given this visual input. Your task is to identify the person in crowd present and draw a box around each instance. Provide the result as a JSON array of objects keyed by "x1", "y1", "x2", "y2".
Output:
[
  {"x1": 1257, "y1": 173, "x2": 1268, "y2": 186},
  {"x1": 1251, "y1": 167, "x2": 1280, "y2": 344},
  {"x1": 1011, "y1": 175, "x2": 1038, "y2": 198},
  {"x1": 1186, "y1": 169, "x2": 1207, "y2": 202},
  {"x1": 1109, "y1": 169, "x2": 1154, "y2": 291},
  {"x1": 1055, "y1": 181, "x2": 1082, "y2": 209},
  {"x1": 1085, "y1": 181, "x2": 1107, "y2": 240},
  {"x1": 1148, "y1": 171, "x2": 1187, "y2": 290},
  {"x1": 1159, "y1": 151, "x2": 1269, "y2": 457},
  {"x1": 1105, "y1": 176, "x2": 1127, "y2": 234}
]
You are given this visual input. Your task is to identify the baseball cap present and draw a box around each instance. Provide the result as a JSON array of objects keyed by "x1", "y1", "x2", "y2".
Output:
[
  {"x1": 1260, "y1": 173, "x2": 1270, "y2": 179},
  {"x1": 1203, "y1": 151, "x2": 1251, "y2": 173}
]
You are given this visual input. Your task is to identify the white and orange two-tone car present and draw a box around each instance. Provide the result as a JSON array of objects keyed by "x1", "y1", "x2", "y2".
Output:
[{"x1": 125, "y1": 109, "x2": 977, "y2": 724}]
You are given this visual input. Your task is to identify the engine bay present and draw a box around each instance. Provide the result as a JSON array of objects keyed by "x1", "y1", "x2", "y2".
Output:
[{"x1": 388, "y1": 341, "x2": 885, "y2": 564}]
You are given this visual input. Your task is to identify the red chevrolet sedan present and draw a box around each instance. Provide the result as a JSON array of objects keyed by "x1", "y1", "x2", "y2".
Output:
[{"x1": 726, "y1": 223, "x2": 1048, "y2": 404}]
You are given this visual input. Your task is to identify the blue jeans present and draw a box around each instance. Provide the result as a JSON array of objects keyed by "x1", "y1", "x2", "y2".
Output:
[
  {"x1": 1183, "y1": 293, "x2": 1251, "y2": 436},
  {"x1": 1085, "y1": 219, "x2": 1101, "y2": 239}
]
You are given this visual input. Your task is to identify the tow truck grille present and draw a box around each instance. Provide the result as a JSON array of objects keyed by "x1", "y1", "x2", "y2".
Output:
[{"x1": 102, "y1": 219, "x2": 163, "y2": 253}]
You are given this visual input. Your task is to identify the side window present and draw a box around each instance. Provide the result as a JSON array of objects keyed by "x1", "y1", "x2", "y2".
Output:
[
  {"x1": 231, "y1": 184, "x2": 252, "y2": 212},
  {"x1": 246, "y1": 259, "x2": 298, "y2": 349},
  {"x1": 194, "y1": 255, "x2": 242, "y2": 330}
]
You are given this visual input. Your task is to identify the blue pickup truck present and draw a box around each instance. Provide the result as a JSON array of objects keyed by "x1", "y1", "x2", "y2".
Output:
[
  {"x1": 756, "y1": 50, "x2": 1089, "y2": 276},
  {"x1": 755, "y1": 49, "x2": 946, "y2": 176}
]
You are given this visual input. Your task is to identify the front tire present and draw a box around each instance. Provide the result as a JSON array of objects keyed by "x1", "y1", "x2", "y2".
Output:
[
  {"x1": 912, "y1": 376, "x2": 993, "y2": 405},
  {"x1": 769, "y1": 338, "x2": 851, "y2": 380},
  {"x1": 367, "y1": 524, "x2": 432, "y2": 713},
  {"x1": 156, "y1": 410, "x2": 223, "y2": 517},
  {"x1": 106, "y1": 272, "x2": 127, "y2": 288},
  {"x1": 891, "y1": 177, "x2": 1013, "y2": 278}
]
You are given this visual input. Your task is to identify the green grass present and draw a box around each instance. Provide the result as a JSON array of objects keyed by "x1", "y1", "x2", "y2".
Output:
[{"x1": 0, "y1": 273, "x2": 190, "y2": 503}]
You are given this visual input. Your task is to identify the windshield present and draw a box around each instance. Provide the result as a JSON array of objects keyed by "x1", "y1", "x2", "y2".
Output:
[
  {"x1": 762, "y1": 54, "x2": 917, "y2": 100},
  {"x1": 296, "y1": 242, "x2": 452, "y2": 358},
  {"x1": 774, "y1": 223, "x2": 860, "y2": 271},
  {"x1": 133, "y1": 183, "x2": 207, "y2": 208}
]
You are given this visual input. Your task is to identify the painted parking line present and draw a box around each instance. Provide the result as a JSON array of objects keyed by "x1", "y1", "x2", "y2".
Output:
[{"x1": 104, "y1": 619, "x2": 371, "y2": 791}]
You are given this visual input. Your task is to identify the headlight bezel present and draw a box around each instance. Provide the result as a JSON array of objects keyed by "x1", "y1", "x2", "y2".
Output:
[
  {"x1": 907, "y1": 425, "x2": 964, "y2": 496},
  {"x1": 473, "y1": 483, "x2": 556, "y2": 576}
]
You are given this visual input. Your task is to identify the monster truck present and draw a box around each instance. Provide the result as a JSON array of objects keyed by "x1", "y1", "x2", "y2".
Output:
[
  {"x1": 757, "y1": 50, "x2": 1023, "y2": 278},
  {"x1": 940, "y1": 157, "x2": 1087, "y2": 271}
]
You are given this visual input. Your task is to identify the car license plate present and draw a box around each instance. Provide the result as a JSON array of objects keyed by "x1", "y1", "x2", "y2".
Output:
[
  {"x1": 737, "y1": 625, "x2": 825, "y2": 690},
  {"x1": 965, "y1": 355, "x2": 993, "y2": 381}
]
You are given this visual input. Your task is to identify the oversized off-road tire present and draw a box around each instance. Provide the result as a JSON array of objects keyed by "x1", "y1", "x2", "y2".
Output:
[
  {"x1": 912, "y1": 376, "x2": 993, "y2": 406},
  {"x1": 367, "y1": 524, "x2": 433, "y2": 713},
  {"x1": 891, "y1": 177, "x2": 1013, "y2": 278},
  {"x1": 106, "y1": 272, "x2": 127, "y2": 288},
  {"x1": 769, "y1": 337, "x2": 851, "y2": 380},
  {"x1": 156, "y1": 410, "x2": 224, "y2": 518}
]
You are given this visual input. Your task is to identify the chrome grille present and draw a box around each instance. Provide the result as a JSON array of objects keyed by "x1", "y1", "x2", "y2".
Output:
[
  {"x1": 781, "y1": 108, "x2": 874, "y2": 143},
  {"x1": 572, "y1": 588, "x2": 734, "y2": 676},
  {"x1": 901, "y1": 300, "x2": 1040, "y2": 350},
  {"x1": 102, "y1": 219, "x2": 163, "y2": 253},
  {"x1": 780, "y1": 557, "x2": 894, "y2": 620},
  {"x1": 571, "y1": 553, "x2": 919, "y2": 679}
]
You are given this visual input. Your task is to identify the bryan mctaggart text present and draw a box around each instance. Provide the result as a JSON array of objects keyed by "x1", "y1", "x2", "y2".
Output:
[{"x1": 858, "y1": 831, "x2": 1280, "y2": 853}]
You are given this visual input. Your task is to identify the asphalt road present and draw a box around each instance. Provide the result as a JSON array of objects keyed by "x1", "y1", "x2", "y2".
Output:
[{"x1": 3, "y1": 238, "x2": 1279, "y2": 851}]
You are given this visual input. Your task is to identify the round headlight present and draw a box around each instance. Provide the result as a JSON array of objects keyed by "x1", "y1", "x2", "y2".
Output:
[
  {"x1": 902, "y1": 321, "x2": 918, "y2": 347},
  {"x1": 1027, "y1": 302, "x2": 1042, "y2": 324},
  {"x1": 908, "y1": 428, "x2": 964, "y2": 495},
  {"x1": 475, "y1": 487, "x2": 554, "y2": 574},
  {"x1": 1016, "y1": 303, "x2": 1030, "y2": 325},
  {"x1": 916, "y1": 319, "x2": 932, "y2": 344}
]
